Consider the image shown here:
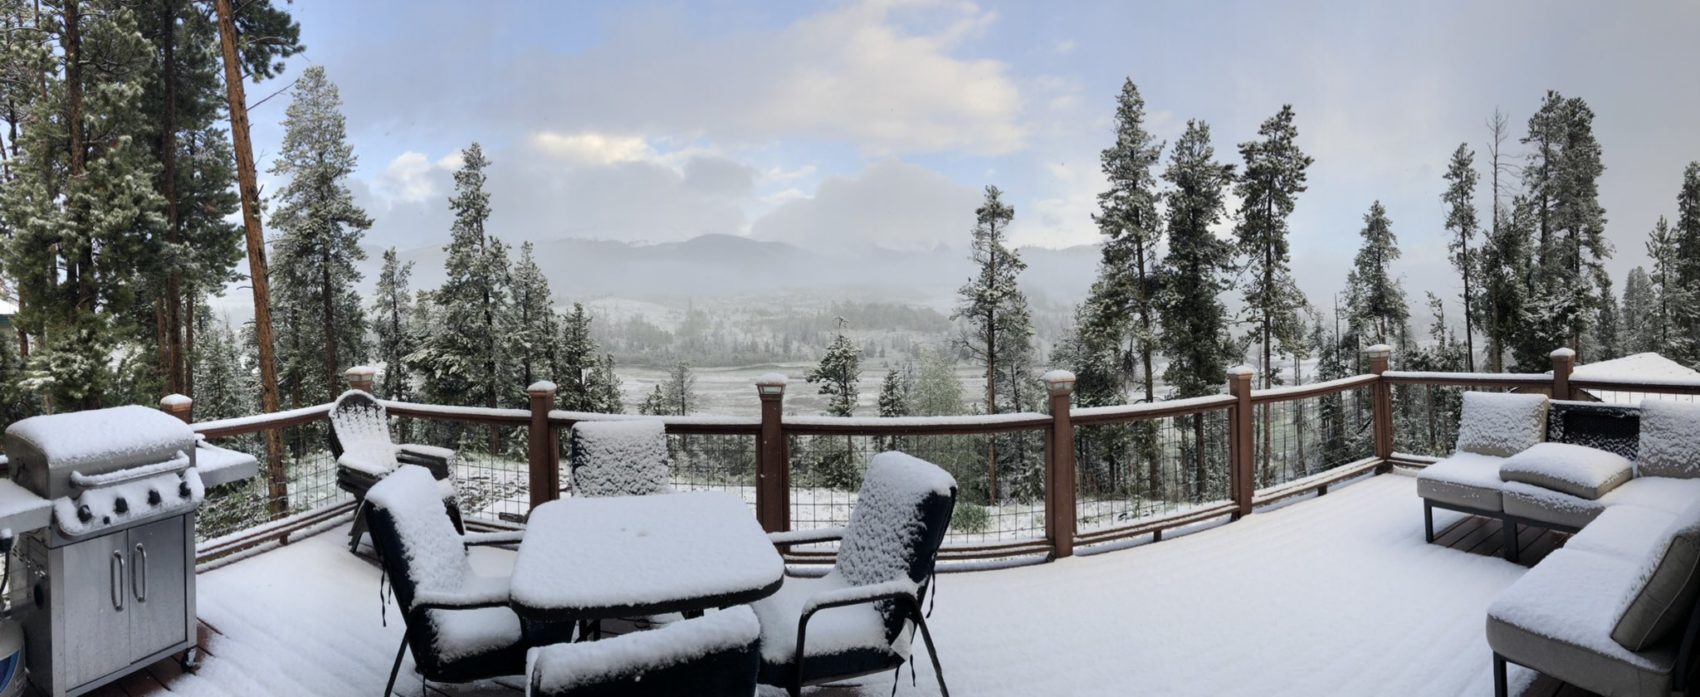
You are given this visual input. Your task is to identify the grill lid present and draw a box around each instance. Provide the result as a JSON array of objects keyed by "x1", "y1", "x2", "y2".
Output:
[{"x1": 6, "y1": 406, "x2": 197, "y2": 500}]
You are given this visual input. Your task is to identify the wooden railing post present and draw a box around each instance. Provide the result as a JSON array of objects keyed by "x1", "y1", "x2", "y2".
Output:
[
  {"x1": 1366, "y1": 344, "x2": 1394, "y2": 472},
  {"x1": 1551, "y1": 348, "x2": 1576, "y2": 401},
  {"x1": 527, "y1": 381, "x2": 559, "y2": 511},
  {"x1": 1227, "y1": 366, "x2": 1255, "y2": 519},
  {"x1": 344, "y1": 365, "x2": 376, "y2": 394},
  {"x1": 755, "y1": 374, "x2": 789, "y2": 533},
  {"x1": 160, "y1": 394, "x2": 193, "y2": 424},
  {"x1": 1042, "y1": 370, "x2": 1077, "y2": 558}
]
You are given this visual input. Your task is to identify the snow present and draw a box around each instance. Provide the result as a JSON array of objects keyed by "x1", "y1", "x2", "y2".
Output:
[
  {"x1": 568, "y1": 420, "x2": 671, "y2": 496},
  {"x1": 755, "y1": 373, "x2": 789, "y2": 387},
  {"x1": 1567, "y1": 504, "x2": 1679, "y2": 563},
  {"x1": 1497, "y1": 442, "x2": 1632, "y2": 499},
  {"x1": 68, "y1": 452, "x2": 191, "y2": 488},
  {"x1": 751, "y1": 572, "x2": 903, "y2": 663},
  {"x1": 190, "y1": 402, "x2": 333, "y2": 434},
  {"x1": 510, "y1": 492, "x2": 783, "y2": 614},
  {"x1": 160, "y1": 393, "x2": 193, "y2": 407},
  {"x1": 1072, "y1": 394, "x2": 1236, "y2": 420},
  {"x1": 1569, "y1": 353, "x2": 1700, "y2": 404},
  {"x1": 547, "y1": 411, "x2": 761, "y2": 428},
  {"x1": 526, "y1": 380, "x2": 557, "y2": 394},
  {"x1": 1453, "y1": 392, "x2": 1548, "y2": 457},
  {"x1": 1040, "y1": 369, "x2": 1076, "y2": 384},
  {"x1": 6, "y1": 405, "x2": 196, "y2": 470},
  {"x1": 53, "y1": 469, "x2": 204, "y2": 538},
  {"x1": 1488, "y1": 549, "x2": 1672, "y2": 671},
  {"x1": 1381, "y1": 370, "x2": 1551, "y2": 384},
  {"x1": 1226, "y1": 364, "x2": 1254, "y2": 376},
  {"x1": 184, "y1": 472, "x2": 1547, "y2": 696},
  {"x1": 782, "y1": 412, "x2": 1049, "y2": 428},
  {"x1": 1251, "y1": 374, "x2": 1376, "y2": 400},
  {"x1": 1550, "y1": 347, "x2": 1577, "y2": 359},
  {"x1": 1637, "y1": 400, "x2": 1700, "y2": 478},
  {"x1": 0, "y1": 480, "x2": 50, "y2": 533},
  {"x1": 528, "y1": 606, "x2": 760, "y2": 693},
  {"x1": 195, "y1": 442, "x2": 259, "y2": 488},
  {"x1": 331, "y1": 391, "x2": 399, "y2": 473}
]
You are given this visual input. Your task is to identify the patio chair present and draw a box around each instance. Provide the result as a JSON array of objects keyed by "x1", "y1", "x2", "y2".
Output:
[
  {"x1": 331, "y1": 390, "x2": 460, "y2": 552},
  {"x1": 364, "y1": 465, "x2": 528, "y2": 697},
  {"x1": 568, "y1": 420, "x2": 671, "y2": 496},
  {"x1": 751, "y1": 451, "x2": 956, "y2": 697},
  {"x1": 527, "y1": 606, "x2": 761, "y2": 697}
]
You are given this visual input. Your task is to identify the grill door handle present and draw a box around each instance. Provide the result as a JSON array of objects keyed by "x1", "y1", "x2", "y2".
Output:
[
  {"x1": 111, "y1": 551, "x2": 125, "y2": 611},
  {"x1": 132, "y1": 543, "x2": 147, "y2": 603}
]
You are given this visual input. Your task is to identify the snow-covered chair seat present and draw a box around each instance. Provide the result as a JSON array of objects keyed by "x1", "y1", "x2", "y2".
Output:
[
  {"x1": 365, "y1": 466, "x2": 529, "y2": 696},
  {"x1": 1416, "y1": 391, "x2": 1550, "y2": 519},
  {"x1": 526, "y1": 606, "x2": 760, "y2": 697},
  {"x1": 569, "y1": 420, "x2": 671, "y2": 497},
  {"x1": 751, "y1": 451, "x2": 956, "y2": 697},
  {"x1": 1491, "y1": 442, "x2": 1633, "y2": 531},
  {"x1": 332, "y1": 390, "x2": 462, "y2": 552},
  {"x1": 1488, "y1": 500, "x2": 1700, "y2": 696}
]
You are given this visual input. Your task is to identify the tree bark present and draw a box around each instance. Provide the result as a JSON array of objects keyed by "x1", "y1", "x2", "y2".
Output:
[
  {"x1": 214, "y1": 0, "x2": 286, "y2": 516},
  {"x1": 160, "y1": 0, "x2": 185, "y2": 394},
  {"x1": 320, "y1": 248, "x2": 338, "y2": 399}
]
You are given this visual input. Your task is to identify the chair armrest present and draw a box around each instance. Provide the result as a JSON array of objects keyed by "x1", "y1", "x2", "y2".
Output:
[
  {"x1": 413, "y1": 576, "x2": 509, "y2": 611},
  {"x1": 462, "y1": 530, "x2": 524, "y2": 547},
  {"x1": 396, "y1": 443, "x2": 456, "y2": 464},
  {"x1": 768, "y1": 527, "x2": 845, "y2": 547},
  {"x1": 800, "y1": 578, "x2": 919, "y2": 617}
]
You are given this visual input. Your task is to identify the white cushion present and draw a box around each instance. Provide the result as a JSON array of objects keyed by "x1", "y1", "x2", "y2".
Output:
[
  {"x1": 1638, "y1": 401, "x2": 1700, "y2": 479},
  {"x1": 1499, "y1": 442, "x2": 1633, "y2": 500},
  {"x1": 1454, "y1": 391, "x2": 1548, "y2": 457},
  {"x1": 1416, "y1": 452, "x2": 1506, "y2": 512}
]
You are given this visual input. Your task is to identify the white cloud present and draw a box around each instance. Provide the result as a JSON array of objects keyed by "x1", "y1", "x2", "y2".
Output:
[
  {"x1": 751, "y1": 159, "x2": 983, "y2": 251},
  {"x1": 1054, "y1": 39, "x2": 1076, "y2": 54},
  {"x1": 530, "y1": 131, "x2": 656, "y2": 166},
  {"x1": 373, "y1": 151, "x2": 446, "y2": 204}
]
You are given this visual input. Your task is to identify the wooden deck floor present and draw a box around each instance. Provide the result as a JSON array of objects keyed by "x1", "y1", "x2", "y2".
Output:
[{"x1": 1433, "y1": 514, "x2": 1599, "y2": 697}]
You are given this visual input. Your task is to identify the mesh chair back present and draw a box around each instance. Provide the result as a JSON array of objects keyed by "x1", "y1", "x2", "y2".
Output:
[
  {"x1": 569, "y1": 420, "x2": 671, "y2": 496},
  {"x1": 330, "y1": 390, "x2": 398, "y2": 469},
  {"x1": 834, "y1": 452, "x2": 957, "y2": 641}
]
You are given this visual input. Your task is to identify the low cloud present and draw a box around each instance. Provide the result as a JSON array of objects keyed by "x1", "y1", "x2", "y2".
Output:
[{"x1": 751, "y1": 159, "x2": 982, "y2": 252}]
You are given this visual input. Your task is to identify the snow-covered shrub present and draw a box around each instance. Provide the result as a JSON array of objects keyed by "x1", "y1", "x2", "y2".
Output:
[{"x1": 950, "y1": 501, "x2": 989, "y2": 534}]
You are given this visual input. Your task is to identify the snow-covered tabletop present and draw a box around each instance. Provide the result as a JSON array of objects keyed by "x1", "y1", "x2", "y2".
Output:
[{"x1": 509, "y1": 491, "x2": 785, "y2": 621}]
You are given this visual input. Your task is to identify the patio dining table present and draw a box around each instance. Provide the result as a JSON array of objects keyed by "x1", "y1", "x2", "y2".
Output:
[{"x1": 508, "y1": 490, "x2": 786, "y2": 622}]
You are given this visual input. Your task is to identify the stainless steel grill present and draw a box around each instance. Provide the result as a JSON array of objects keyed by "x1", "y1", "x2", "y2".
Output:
[{"x1": 5, "y1": 406, "x2": 203, "y2": 697}]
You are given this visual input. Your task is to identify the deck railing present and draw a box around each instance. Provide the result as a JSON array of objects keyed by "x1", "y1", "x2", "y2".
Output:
[{"x1": 178, "y1": 345, "x2": 1700, "y2": 567}]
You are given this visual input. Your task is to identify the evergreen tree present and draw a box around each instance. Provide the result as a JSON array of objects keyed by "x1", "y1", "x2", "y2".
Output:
[
  {"x1": 556, "y1": 303, "x2": 599, "y2": 411},
  {"x1": 1157, "y1": 119, "x2": 1237, "y2": 501},
  {"x1": 1522, "y1": 91, "x2": 1610, "y2": 353},
  {"x1": 586, "y1": 353, "x2": 622, "y2": 414},
  {"x1": 1345, "y1": 201, "x2": 1409, "y2": 347},
  {"x1": 1234, "y1": 105, "x2": 1312, "y2": 389},
  {"x1": 1621, "y1": 267, "x2": 1656, "y2": 355},
  {"x1": 1674, "y1": 163, "x2": 1700, "y2": 365},
  {"x1": 659, "y1": 362, "x2": 698, "y2": 416},
  {"x1": 414, "y1": 143, "x2": 512, "y2": 413},
  {"x1": 1646, "y1": 216, "x2": 1689, "y2": 358},
  {"x1": 877, "y1": 367, "x2": 911, "y2": 418},
  {"x1": 191, "y1": 310, "x2": 253, "y2": 422},
  {"x1": 953, "y1": 185, "x2": 1036, "y2": 501},
  {"x1": 507, "y1": 241, "x2": 558, "y2": 393},
  {"x1": 268, "y1": 65, "x2": 370, "y2": 404},
  {"x1": 1482, "y1": 109, "x2": 1518, "y2": 371},
  {"x1": 370, "y1": 248, "x2": 415, "y2": 400},
  {"x1": 1590, "y1": 274, "x2": 1621, "y2": 361},
  {"x1": 638, "y1": 384, "x2": 669, "y2": 416},
  {"x1": 1441, "y1": 142, "x2": 1480, "y2": 370},
  {"x1": 912, "y1": 347, "x2": 964, "y2": 417},
  {"x1": 807, "y1": 325, "x2": 860, "y2": 417}
]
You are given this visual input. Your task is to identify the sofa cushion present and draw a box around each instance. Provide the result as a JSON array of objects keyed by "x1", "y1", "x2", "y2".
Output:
[
  {"x1": 1487, "y1": 549, "x2": 1676, "y2": 697},
  {"x1": 1499, "y1": 442, "x2": 1633, "y2": 500},
  {"x1": 1502, "y1": 481, "x2": 1605, "y2": 530},
  {"x1": 1455, "y1": 392, "x2": 1548, "y2": 457},
  {"x1": 1613, "y1": 501, "x2": 1700, "y2": 651},
  {"x1": 1638, "y1": 401, "x2": 1700, "y2": 479},
  {"x1": 1567, "y1": 504, "x2": 1680, "y2": 564},
  {"x1": 1416, "y1": 452, "x2": 1506, "y2": 512}
]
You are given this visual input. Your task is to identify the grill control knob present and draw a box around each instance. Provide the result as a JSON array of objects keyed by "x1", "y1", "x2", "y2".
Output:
[
  {"x1": 148, "y1": 489, "x2": 162, "y2": 506},
  {"x1": 179, "y1": 481, "x2": 192, "y2": 498},
  {"x1": 114, "y1": 497, "x2": 128, "y2": 514},
  {"x1": 77, "y1": 505, "x2": 92, "y2": 523}
]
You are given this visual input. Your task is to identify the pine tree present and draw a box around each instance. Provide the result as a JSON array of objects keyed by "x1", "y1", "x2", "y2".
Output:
[
  {"x1": 1441, "y1": 143, "x2": 1480, "y2": 370},
  {"x1": 877, "y1": 367, "x2": 911, "y2": 418},
  {"x1": 953, "y1": 185, "x2": 1036, "y2": 501},
  {"x1": 586, "y1": 353, "x2": 622, "y2": 413},
  {"x1": 556, "y1": 303, "x2": 598, "y2": 411},
  {"x1": 1482, "y1": 109, "x2": 1518, "y2": 371},
  {"x1": 639, "y1": 385, "x2": 669, "y2": 416},
  {"x1": 1235, "y1": 105, "x2": 1311, "y2": 387},
  {"x1": 1157, "y1": 119, "x2": 1237, "y2": 501},
  {"x1": 1646, "y1": 216, "x2": 1690, "y2": 358},
  {"x1": 1080, "y1": 78, "x2": 1165, "y2": 405},
  {"x1": 808, "y1": 325, "x2": 860, "y2": 417},
  {"x1": 1674, "y1": 163, "x2": 1700, "y2": 365},
  {"x1": 1592, "y1": 274, "x2": 1621, "y2": 361},
  {"x1": 191, "y1": 310, "x2": 253, "y2": 422},
  {"x1": 2, "y1": 0, "x2": 166, "y2": 410},
  {"x1": 1621, "y1": 267, "x2": 1655, "y2": 355},
  {"x1": 370, "y1": 248, "x2": 416, "y2": 399},
  {"x1": 1522, "y1": 92, "x2": 1610, "y2": 354},
  {"x1": 1345, "y1": 201, "x2": 1409, "y2": 347},
  {"x1": 268, "y1": 65, "x2": 370, "y2": 404},
  {"x1": 508, "y1": 241, "x2": 558, "y2": 393},
  {"x1": 660, "y1": 362, "x2": 698, "y2": 416},
  {"x1": 414, "y1": 143, "x2": 511, "y2": 413}
]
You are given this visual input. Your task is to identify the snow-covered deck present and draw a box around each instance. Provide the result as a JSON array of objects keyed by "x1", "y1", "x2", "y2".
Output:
[{"x1": 127, "y1": 471, "x2": 1566, "y2": 696}]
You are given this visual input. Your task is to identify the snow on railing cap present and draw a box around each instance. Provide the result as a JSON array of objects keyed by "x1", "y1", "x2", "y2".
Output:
[
  {"x1": 754, "y1": 373, "x2": 788, "y2": 386},
  {"x1": 1040, "y1": 369, "x2": 1076, "y2": 385},
  {"x1": 344, "y1": 365, "x2": 377, "y2": 377},
  {"x1": 159, "y1": 393, "x2": 192, "y2": 407},
  {"x1": 1550, "y1": 347, "x2": 1577, "y2": 359},
  {"x1": 527, "y1": 380, "x2": 558, "y2": 394},
  {"x1": 1364, "y1": 344, "x2": 1393, "y2": 356},
  {"x1": 1227, "y1": 364, "x2": 1255, "y2": 377}
]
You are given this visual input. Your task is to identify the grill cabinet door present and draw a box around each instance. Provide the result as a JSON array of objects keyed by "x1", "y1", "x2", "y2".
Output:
[
  {"x1": 127, "y1": 517, "x2": 189, "y2": 661},
  {"x1": 62, "y1": 531, "x2": 132, "y2": 686}
]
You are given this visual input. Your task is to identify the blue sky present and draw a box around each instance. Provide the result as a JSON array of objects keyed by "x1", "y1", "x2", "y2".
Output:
[{"x1": 244, "y1": 0, "x2": 1700, "y2": 311}]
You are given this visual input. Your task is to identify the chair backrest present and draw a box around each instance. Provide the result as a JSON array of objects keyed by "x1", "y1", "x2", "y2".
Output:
[
  {"x1": 1548, "y1": 400, "x2": 1642, "y2": 461},
  {"x1": 834, "y1": 452, "x2": 957, "y2": 641},
  {"x1": 1640, "y1": 400, "x2": 1700, "y2": 479},
  {"x1": 364, "y1": 466, "x2": 474, "y2": 669},
  {"x1": 569, "y1": 420, "x2": 671, "y2": 497},
  {"x1": 330, "y1": 390, "x2": 397, "y2": 469},
  {"x1": 528, "y1": 606, "x2": 760, "y2": 697},
  {"x1": 1454, "y1": 391, "x2": 1548, "y2": 457}
]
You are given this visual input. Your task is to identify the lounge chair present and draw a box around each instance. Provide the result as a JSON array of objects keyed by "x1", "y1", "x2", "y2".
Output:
[{"x1": 330, "y1": 390, "x2": 460, "y2": 551}]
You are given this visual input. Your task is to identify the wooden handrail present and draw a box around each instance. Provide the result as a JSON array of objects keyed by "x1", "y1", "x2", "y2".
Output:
[
  {"x1": 1249, "y1": 374, "x2": 1379, "y2": 404},
  {"x1": 193, "y1": 403, "x2": 333, "y2": 438},
  {"x1": 1071, "y1": 394, "x2": 1236, "y2": 425},
  {"x1": 1380, "y1": 371, "x2": 1551, "y2": 388}
]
